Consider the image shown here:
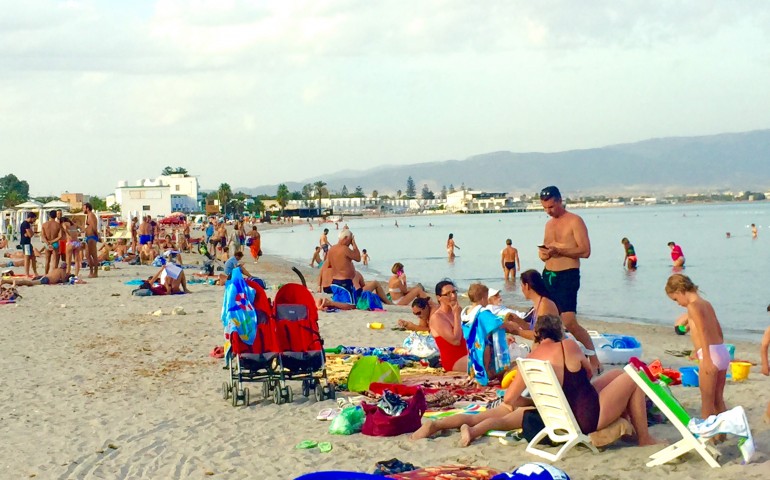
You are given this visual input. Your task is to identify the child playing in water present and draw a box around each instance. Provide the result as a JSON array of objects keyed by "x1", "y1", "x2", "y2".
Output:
[
  {"x1": 361, "y1": 249, "x2": 369, "y2": 266},
  {"x1": 666, "y1": 274, "x2": 727, "y2": 420}
]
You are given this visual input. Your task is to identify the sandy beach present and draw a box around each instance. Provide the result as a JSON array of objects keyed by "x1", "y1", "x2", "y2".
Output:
[{"x1": 1, "y1": 246, "x2": 768, "y2": 479}]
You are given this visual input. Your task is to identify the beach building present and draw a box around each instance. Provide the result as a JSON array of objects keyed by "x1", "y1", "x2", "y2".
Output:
[
  {"x1": 112, "y1": 179, "x2": 172, "y2": 221},
  {"x1": 109, "y1": 173, "x2": 200, "y2": 220},
  {"x1": 445, "y1": 190, "x2": 522, "y2": 213},
  {"x1": 61, "y1": 192, "x2": 86, "y2": 211}
]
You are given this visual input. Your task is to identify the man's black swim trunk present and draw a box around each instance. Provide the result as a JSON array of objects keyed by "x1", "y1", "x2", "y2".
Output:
[{"x1": 542, "y1": 268, "x2": 580, "y2": 313}]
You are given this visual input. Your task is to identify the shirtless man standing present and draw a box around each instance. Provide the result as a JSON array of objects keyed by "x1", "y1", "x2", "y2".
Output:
[
  {"x1": 324, "y1": 229, "x2": 361, "y2": 301},
  {"x1": 41, "y1": 211, "x2": 63, "y2": 274},
  {"x1": 537, "y1": 185, "x2": 599, "y2": 371},
  {"x1": 83, "y1": 202, "x2": 99, "y2": 278},
  {"x1": 501, "y1": 238, "x2": 519, "y2": 281},
  {"x1": 319, "y1": 228, "x2": 331, "y2": 260}
]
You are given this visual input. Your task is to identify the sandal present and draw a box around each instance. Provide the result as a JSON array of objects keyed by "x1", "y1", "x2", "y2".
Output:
[
  {"x1": 318, "y1": 442, "x2": 333, "y2": 453},
  {"x1": 295, "y1": 440, "x2": 318, "y2": 449},
  {"x1": 498, "y1": 430, "x2": 526, "y2": 446},
  {"x1": 316, "y1": 408, "x2": 341, "y2": 421}
]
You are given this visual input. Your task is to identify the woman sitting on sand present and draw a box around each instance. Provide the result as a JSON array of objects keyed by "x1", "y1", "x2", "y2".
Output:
[
  {"x1": 430, "y1": 280, "x2": 468, "y2": 372},
  {"x1": 387, "y1": 262, "x2": 428, "y2": 305},
  {"x1": 504, "y1": 269, "x2": 560, "y2": 342},
  {"x1": 412, "y1": 314, "x2": 660, "y2": 447},
  {"x1": 397, "y1": 297, "x2": 437, "y2": 332}
]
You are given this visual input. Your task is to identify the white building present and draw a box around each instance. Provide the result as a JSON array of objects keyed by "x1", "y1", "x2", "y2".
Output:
[
  {"x1": 160, "y1": 173, "x2": 200, "y2": 213},
  {"x1": 110, "y1": 173, "x2": 200, "y2": 220},
  {"x1": 112, "y1": 179, "x2": 172, "y2": 221},
  {"x1": 445, "y1": 190, "x2": 517, "y2": 213}
]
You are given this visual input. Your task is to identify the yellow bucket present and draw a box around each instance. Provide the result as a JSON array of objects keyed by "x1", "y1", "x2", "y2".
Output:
[{"x1": 730, "y1": 361, "x2": 751, "y2": 382}]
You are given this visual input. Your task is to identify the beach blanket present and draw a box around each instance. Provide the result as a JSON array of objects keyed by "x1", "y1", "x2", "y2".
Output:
[
  {"x1": 461, "y1": 305, "x2": 510, "y2": 386},
  {"x1": 220, "y1": 269, "x2": 257, "y2": 345}
]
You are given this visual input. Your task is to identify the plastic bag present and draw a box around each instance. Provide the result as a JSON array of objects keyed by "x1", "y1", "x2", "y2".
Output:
[
  {"x1": 329, "y1": 406, "x2": 365, "y2": 435},
  {"x1": 402, "y1": 332, "x2": 438, "y2": 358}
]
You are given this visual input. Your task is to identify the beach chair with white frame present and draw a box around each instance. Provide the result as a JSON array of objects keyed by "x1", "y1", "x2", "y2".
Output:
[
  {"x1": 623, "y1": 363, "x2": 721, "y2": 468},
  {"x1": 516, "y1": 358, "x2": 600, "y2": 461}
]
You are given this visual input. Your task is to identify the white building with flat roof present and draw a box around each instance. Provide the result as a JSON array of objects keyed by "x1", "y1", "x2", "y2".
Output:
[
  {"x1": 113, "y1": 179, "x2": 172, "y2": 220},
  {"x1": 110, "y1": 173, "x2": 199, "y2": 220}
]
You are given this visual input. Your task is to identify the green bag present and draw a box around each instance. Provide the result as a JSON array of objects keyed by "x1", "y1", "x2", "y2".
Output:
[{"x1": 329, "y1": 406, "x2": 365, "y2": 435}]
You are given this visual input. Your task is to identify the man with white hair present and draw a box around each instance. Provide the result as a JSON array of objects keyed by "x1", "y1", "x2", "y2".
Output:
[{"x1": 324, "y1": 228, "x2": 361, "y2": 301}]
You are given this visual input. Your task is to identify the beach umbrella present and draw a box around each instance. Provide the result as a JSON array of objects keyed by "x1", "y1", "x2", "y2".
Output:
[{"x1": 42, "y1": 200, "x2": 71, "y2": 210}]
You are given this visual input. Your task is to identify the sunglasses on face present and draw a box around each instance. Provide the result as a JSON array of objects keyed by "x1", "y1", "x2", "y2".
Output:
[{"x1": 440, "y1": 290, "x2": 457, "y2": 296}]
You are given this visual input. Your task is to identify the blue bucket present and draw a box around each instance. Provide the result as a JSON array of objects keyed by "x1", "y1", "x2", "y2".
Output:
[{"x1": 679, "y1": 366, "x2": 699, "y2": 387}]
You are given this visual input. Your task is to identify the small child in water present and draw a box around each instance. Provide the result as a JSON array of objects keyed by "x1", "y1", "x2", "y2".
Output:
[
  {"x1": 666, "y1": 274, "x2": 727, "y2": 420},
  {"x1": 361, "y1": 249, "x2": 369, "y2": 266}
]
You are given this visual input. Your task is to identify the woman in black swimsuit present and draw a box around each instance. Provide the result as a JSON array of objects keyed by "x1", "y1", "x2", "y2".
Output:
[{"x1": 413, "y1": 314, "x2": 659, "y2": 447}]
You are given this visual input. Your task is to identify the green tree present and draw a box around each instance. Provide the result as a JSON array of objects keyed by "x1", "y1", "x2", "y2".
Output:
[
  {"x1": 218, "y1": 183, "x2": 232, "y2": 214},
  {"x1": 421, "y1": 184, "x2": 434, "y2": 200},
  {"x1": 341, "y1": 185, "x2": 349, "y2": 197},
  {"x1": 88, "y1": 196, "x2": 107, "y2": 211},
  {"x1": 406, "y1": 176, "x2": 416, "y2": 198},
  {"x1": 448, "y1": 184, "x2": 456, "y2": 194},
  {"x1": 301, "y1": 184, "x2": 313, "y2": 204},
  {"x1": 276, "y1": 184, "x2": 290, "y2": 212},
  {"x1": 109, "y1": 203, "x2": 121, "y2": 213},
  {"x1": 353, "y1": 186, "x2": 364, "y2": 198},
  {"x1": 440, "y1": 185, "x2": 447, "y2": 199},
  {"x1": 397, "y1": 189, "x2": 402, "y2": 198},
  {"x1": 313, "y1": 181, "x2": 327, "y2": 208},
  {"x1": 371, "y1": 190, "x2": 378, "y2": 199},
  {"x1": 290, "y1": 191, "x2": 303, "y2": 201},
  {"x1": 0, "y1": 174, "x2": 30, "y2": 207},
  {"x1": 161, "y1": 166, "x2": 189, "y2": 176}
]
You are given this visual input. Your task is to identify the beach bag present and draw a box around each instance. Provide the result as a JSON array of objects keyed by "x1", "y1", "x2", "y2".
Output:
[
  {"x1": 402, "y1": 332, "x2": 438, "y2": 358},
  {"x1": 361, "y1": 388, "x2": 426, "y2": 437},
  {"x1": 329, "y1": 406, "x2": 365, "y2": 435},
  {"x1": 522, "y1": 410, "x2": 556, "y2": 446},
  {"x1": 0, "y1": 285, "x2": 20, "y2": 301},
  {"x1": 131, "y1": 288, "x2": 153, "y2": 296},
  {"x1": 356, "y1": 291, "x2": 384, "y2": 311},
  {"x1": 245, "y1": 237, "x2": 253, "y2": 246}
]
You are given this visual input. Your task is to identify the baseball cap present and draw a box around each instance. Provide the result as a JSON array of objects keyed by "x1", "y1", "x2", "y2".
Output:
[
  {"x1": 488, "y1": 288, "x2": 501, "y2": 298},
  {"x1": 539, "y1": 186, "x2": 561, "y2": 201}
]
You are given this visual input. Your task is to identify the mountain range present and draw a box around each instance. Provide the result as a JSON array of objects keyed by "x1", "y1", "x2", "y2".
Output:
[{"x1": 238, "y1": 129, "x2": 770, "y2": 197}]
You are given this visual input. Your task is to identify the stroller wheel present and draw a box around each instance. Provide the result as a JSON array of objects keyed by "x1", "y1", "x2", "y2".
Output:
[
  {"x1": 222, "y1": 382, "x2": 231, "y2": 400},
  {"x1": 285, "y1": 386, "x2": 294, "y2": 403},
  {"x1": 323, "y1": 384, "x2": 336, "y2": 401},
  {"x1": 273, "y1": 385, "x2": 283, "y2": 405},
  {"x1": 314, "y1": 383, "x2": 323, "y2": 402},
  {"x1": 262, "y1": 381, "x2": 270, "y2": 399},
  {"x1": 231, "y1": 388, "x2": 240, "y2": 407},
  {"x1": 301, "y1": 380, "x2": 310, "y2": 397},
  {"x1": 243, "y1": 388, "x2": 250, "y2": 407}
]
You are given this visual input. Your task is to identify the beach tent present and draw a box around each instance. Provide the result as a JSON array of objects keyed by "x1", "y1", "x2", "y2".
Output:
[
  {"x1": 13, "y1": 200, "x2": 44, "y2": 230},
  {"x1": 0, "y1": 208, "x2": 17, "y2": 238},
  {"x1": 346, "y1": 356, "x2": 400, "y2": 392}
]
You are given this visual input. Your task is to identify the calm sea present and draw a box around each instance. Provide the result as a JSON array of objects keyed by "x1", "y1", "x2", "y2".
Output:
[{"x1": 261, "y1": 203, "x2": 769, "y2": 340}]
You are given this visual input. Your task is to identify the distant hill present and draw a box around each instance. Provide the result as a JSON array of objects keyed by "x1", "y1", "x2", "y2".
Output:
[{"x1": 238, "y1": 130, "x2": 770, "y2": 197}]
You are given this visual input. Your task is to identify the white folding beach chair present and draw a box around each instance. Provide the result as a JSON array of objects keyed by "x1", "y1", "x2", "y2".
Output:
[
  {"x1": 516, "y1": 358, "x2": 599, "y2": 461},
  {"x1": 623, "y1": 363, "x2": 721, "y2": 468}
]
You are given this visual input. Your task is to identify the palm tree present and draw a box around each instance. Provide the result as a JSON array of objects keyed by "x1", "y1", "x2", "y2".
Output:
[
  {"x1": 276, "y1": 184, "x2": 290, "y2": 214},
  {"x1": 313, "y1": 181, "x2": 327, "y2": 209},
  {"x1": 218, "y1": 183, "x2": 232, "y2": 214}
]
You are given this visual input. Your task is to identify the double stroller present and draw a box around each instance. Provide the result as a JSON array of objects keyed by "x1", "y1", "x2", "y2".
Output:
[{"x1": 222, "y1": 274, "x2": 335, "y2": 407}]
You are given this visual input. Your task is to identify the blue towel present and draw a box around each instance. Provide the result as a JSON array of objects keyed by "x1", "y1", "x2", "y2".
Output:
[
  {"x1": 220, "y1": 269, "x2": 257, "y2": 345},
  {"x1": 461, "y1": 305, "x2": 511, "y2": 386}
]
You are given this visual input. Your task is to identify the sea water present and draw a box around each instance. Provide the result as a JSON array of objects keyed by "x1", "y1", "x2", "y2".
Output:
[{"x1": 261, "y1": 203, "x2": 769, "y2": 340}]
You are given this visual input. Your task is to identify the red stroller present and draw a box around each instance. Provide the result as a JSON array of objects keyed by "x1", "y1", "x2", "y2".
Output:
[
  {"x1": 223, "y1": 278, "x2": 278, "y2": 407},
  {"x1": 270, "y1": 281, "x2": 336, "y2": 404}
]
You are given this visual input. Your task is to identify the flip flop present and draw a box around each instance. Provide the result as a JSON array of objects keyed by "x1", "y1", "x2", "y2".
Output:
[
  {"x1": 498, "y1": 430, "x2": 526, "y2": 446},
  {"x1": 316, "y1": 408, "x2": 341, "y2": 421},
  {"x1": 318, "y1": 442, "x2": 333, "y2": 453},
  {"x1": 295, "y1": 440, "x2": 318, "y2": 449}
]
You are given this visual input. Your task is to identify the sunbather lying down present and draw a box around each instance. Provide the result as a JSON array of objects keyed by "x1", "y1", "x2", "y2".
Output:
[
  {"x1": 1, "y1": 263, "x2": 73, "y2": 286},
  {"x1": 411, "y1": 314, "x2": 661, "y2": 448}
]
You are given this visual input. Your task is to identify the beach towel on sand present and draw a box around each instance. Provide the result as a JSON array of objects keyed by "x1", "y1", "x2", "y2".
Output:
[
  {"x1": 461, "y1": 305, "x2": 510, "y2": 386},
  {"x1": 220, "y1": 269, "x2": 257, "y2": 345},
  {"x1": 688, "y1": 405, "x2": 755, "y2": 463}
]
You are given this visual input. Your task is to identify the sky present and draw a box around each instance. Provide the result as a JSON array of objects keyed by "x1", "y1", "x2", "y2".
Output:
[{"x1": 2, "y1": 0, "x2": 770, "y2": 197}]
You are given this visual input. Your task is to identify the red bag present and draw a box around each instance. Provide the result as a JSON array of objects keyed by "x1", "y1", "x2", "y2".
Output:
[{"x1": 361, "y1": 388, "x2": 427, "y2": 437}]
